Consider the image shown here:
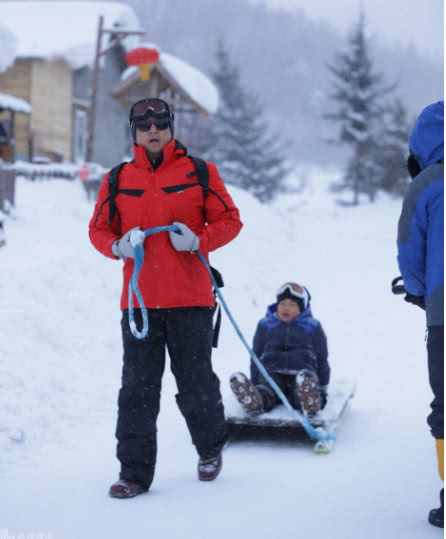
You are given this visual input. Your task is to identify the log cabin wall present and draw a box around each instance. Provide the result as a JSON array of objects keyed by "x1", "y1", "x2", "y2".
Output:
[
  {"x1": 0, "y1": 58, "x2": 72, "y2": 161},
  {"x1": 30, "y1": 58, "x2": 72, "y2": 161}
]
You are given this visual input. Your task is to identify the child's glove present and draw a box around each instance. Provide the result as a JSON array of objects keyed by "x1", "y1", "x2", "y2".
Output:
[{"x1": 169, "y1": 222, "x2": 200, "y2": 253}]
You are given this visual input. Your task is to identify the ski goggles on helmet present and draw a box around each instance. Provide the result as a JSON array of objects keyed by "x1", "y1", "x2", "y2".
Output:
[
  {"x1": 276, "y1": 282, "x2": 310, "y2": 308},
  {"x1": 133, "y1": 117, "x2": 171, "y2": 132},
  {"x1": 130, "y1": 98, "x2": 174, "y2": 122}
]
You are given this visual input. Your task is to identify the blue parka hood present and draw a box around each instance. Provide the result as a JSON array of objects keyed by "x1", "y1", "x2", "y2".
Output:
[{"x1": 409, "y1": 101, "x2": 444, "y2": 170}]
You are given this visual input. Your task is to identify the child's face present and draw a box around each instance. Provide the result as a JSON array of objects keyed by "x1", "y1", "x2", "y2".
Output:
[{"x1": 277, "y1": 298, "x2": 301, "y2": 321}]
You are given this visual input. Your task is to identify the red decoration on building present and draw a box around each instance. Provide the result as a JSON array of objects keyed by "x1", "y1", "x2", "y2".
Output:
[
  {"x1": 126, "y1": 47, "x2": 160, "y2": 81},
  {"x1": 79, "y1": 162, "x2": 89, "y2": 182}
]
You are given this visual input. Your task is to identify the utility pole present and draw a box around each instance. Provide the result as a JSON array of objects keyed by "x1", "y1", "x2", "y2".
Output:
[{"x1": 85, "y1": 16, "x2": 145, "y2": 162}]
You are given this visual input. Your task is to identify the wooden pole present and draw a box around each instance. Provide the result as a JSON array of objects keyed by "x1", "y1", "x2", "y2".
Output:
[
  {"x1": 85, "y1": 15, "x2": 103, "y2": 163},
  {"x1": 85, "y1": 17, "x2": 145, "y2": 163}
]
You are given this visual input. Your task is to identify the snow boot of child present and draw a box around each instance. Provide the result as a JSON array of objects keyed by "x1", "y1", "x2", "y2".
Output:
[
  {"x1": 198, "y1": 452, "x2": 223, "y2": 481},
  {"x1": 229, "y1": 372, "x2": 264, "y2": 415},
  {"x1": 429, "y1": 488, "x2": 444, "y2": 528},
  {"x1": 109, "y1": 479, "x2": 145, "y2": 498},
  {"x1": 295, "y1": 369, "x2": 322, "y2": 416}
]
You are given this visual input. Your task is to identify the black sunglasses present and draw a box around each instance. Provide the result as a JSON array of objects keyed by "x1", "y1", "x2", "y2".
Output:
[{"x1": 134, "y1": 118, "x2": 171, "y2": 132}]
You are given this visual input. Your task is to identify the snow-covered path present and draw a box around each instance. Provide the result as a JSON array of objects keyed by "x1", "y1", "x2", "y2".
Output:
[{"x1": 0, "y1": 175, "x2": 441, "y2": 538}]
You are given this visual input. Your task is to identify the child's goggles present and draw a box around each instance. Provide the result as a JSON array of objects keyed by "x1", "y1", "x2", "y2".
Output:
[
  {"x1": 276, "y1": 282, "x2": 310, "y2": 308},
  {"x1": 276, "y1": 282, "x2": 306, "y2": 299}
]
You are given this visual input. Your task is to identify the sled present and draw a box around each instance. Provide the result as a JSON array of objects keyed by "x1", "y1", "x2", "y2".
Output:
[{"x1": 224, "y1": 378, "x2": 356, "y2": 454}]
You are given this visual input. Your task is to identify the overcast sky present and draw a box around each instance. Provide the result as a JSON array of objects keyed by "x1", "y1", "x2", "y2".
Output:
[{"x1": 249, "y1": 0, "x2": 444, "y2": 60}]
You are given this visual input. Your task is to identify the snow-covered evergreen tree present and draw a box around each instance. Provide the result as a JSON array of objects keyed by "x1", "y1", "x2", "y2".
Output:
[
  {"x1": 203, "y1": 39, "x2": 289, "y2": 202},
  {"x1": 325, "y1": 12, "x2": 395, "y2": 204},
  {"x1": 374, "y1": 98, "x2": 412, "y2": 197}
]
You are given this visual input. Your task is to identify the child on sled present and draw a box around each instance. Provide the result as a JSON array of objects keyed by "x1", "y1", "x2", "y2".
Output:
[{"x1": 230, "y1": 282, "x2": 330, "y2": 417}]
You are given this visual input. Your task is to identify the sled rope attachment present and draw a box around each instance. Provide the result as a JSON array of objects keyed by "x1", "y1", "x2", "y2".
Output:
[{"x1": 128, "y1": 225, "x2": 335, "y2": 443}]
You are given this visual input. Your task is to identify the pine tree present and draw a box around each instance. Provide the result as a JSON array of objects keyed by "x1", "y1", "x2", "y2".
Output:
[
  {"x1": 203, "y1": 39, "x2": 290, "y2": 203},
  {"x1": 325, "y1": 12, "x2": 395, "y2": 204},
  {"x1": 374, "y1": 98, "x2": 412, "y2": 197}
]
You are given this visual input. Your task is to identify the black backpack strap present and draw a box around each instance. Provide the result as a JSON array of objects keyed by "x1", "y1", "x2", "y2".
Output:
[
  {"x1": 186, "y1": 155, "x2": 230, "y2": 216},
  {"x1": 212, "y1": 303, "x2": 222, "y2": 348},
  {"x1": 108, "y1": 162, "x2": 128, "y2": 225},
  {"x1": 187, "y1": 155, "x2": 209, "y2": 200},
  {"x1": 210, "y1": 266, "x2": 224, "y2": 348},
  {"x1": 210, "y1": 266, "x2": 224, "y2": 288}
]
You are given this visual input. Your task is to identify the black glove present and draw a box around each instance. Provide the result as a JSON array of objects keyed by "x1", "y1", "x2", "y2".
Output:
[
  {"x1": 404, "y1": 293, "x2": 426, "y2": 311},
  {"x1": 407, "y1": 152, "x2": 421, "y2": 179}
]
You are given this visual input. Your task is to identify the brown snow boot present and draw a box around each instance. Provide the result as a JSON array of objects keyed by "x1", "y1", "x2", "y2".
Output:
[
  {"x1": 109, "y1": 479, "x2": 145, "y2": 499},
  {"x1": 230, "y1": 372, "x2": 264, "y2": 415},
  {"x1": 295, "y1": 369, "x2": 322, "y2": 415},
  {"x1": 198, "y1": 452, "x2": 223, "y2": 481}
]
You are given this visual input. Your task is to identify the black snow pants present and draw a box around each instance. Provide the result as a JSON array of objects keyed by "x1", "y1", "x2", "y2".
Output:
[
  {"x1": 116, "y1": 307, "x2": 228, "y2": 491},
  {"x1": 427, "y1": 325, "x2": 444, "y2": 440}
]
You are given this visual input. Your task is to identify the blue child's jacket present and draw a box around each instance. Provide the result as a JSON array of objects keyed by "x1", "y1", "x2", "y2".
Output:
[{"x1": 250, "y1": 303, "x2": 330, "y2": 387}]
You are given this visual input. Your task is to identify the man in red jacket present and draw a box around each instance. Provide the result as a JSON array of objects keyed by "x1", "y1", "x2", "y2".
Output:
[{"x1": 89, "y1": 98, "x2": 243, "y2": 498}]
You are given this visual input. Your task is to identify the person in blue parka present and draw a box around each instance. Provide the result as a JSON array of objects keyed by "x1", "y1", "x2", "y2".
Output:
[
  {"x1": 397, "y1": 101, "x2": 444, "y2": 528},
  {"x1": 230, "y1": 282, "x2": 330, "y2": 416}
]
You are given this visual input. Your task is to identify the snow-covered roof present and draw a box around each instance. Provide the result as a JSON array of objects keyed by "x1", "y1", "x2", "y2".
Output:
[
  {"x1": 0, "y1": 93, "x2": 31, "y2": 114},
  {"x1": 0, "y1": 1, "x2": 141, "y2": 70},
  {"x1": 161, "y1": 53, "x2": 218, "y2": 115},
  {"x1": 120, "y1": 50, "x2": 219, "y2": 115}
]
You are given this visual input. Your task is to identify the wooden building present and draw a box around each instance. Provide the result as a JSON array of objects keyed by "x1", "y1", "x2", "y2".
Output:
[
  {"x1": 0, "y1": 1, "x2": 140, "y2": 166},
  {"x1": 0, "y1": 2, "x2": 218, "y2": 168},
  {"x1": 0, "y1": 91, "x2": 31, "y2": 162},
  {"x1": 111, "y1": 50, "x2": 218, "y2": 146},
  {"x1": 0, "y1": 58, "x2": 72, "y2": 162}
]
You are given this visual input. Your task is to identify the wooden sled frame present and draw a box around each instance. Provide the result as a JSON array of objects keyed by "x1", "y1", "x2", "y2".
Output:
[{"x1": 225, "y1": 378, "x2": 356, "y2": 454}]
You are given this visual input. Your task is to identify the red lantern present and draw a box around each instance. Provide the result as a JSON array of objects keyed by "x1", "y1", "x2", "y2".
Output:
[{"x1": 126, "y1": 47, "x2": 160, "y2": 81}]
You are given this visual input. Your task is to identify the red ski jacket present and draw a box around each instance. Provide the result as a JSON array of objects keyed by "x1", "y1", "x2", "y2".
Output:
[{"x1": 89, "y1": 139, "x2": 243, "y2": 309}]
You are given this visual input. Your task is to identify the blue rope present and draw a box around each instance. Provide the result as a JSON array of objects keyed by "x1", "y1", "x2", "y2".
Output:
[
  {"x1": 127, "y1": 225, "x2": 334, "y2": 443},
  {"x1": 128, "y1": 225, "x2": 179, "y2": 339}
]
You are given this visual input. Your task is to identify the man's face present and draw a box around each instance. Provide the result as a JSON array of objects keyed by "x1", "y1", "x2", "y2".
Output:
[{"x1": 135, "y1": 123, "x2": 172, "y2": 155}]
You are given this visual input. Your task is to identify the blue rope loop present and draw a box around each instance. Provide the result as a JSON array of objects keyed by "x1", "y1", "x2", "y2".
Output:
[
  {"x1": 128, "y1": 225, "x2": 179, "y2": 340},
  {"x1": 127, "y1": 225, "x2": 335, "y2": 443}
]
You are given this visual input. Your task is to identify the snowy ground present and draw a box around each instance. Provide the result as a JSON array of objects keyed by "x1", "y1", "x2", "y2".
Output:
[{"x1": 0, "y1": 172, "x2": 441, "y2": 539}]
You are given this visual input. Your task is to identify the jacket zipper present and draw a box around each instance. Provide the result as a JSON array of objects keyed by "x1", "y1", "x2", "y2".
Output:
[{"x1": 148, "y1": 165, "x2": 160, "y2": 308}]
